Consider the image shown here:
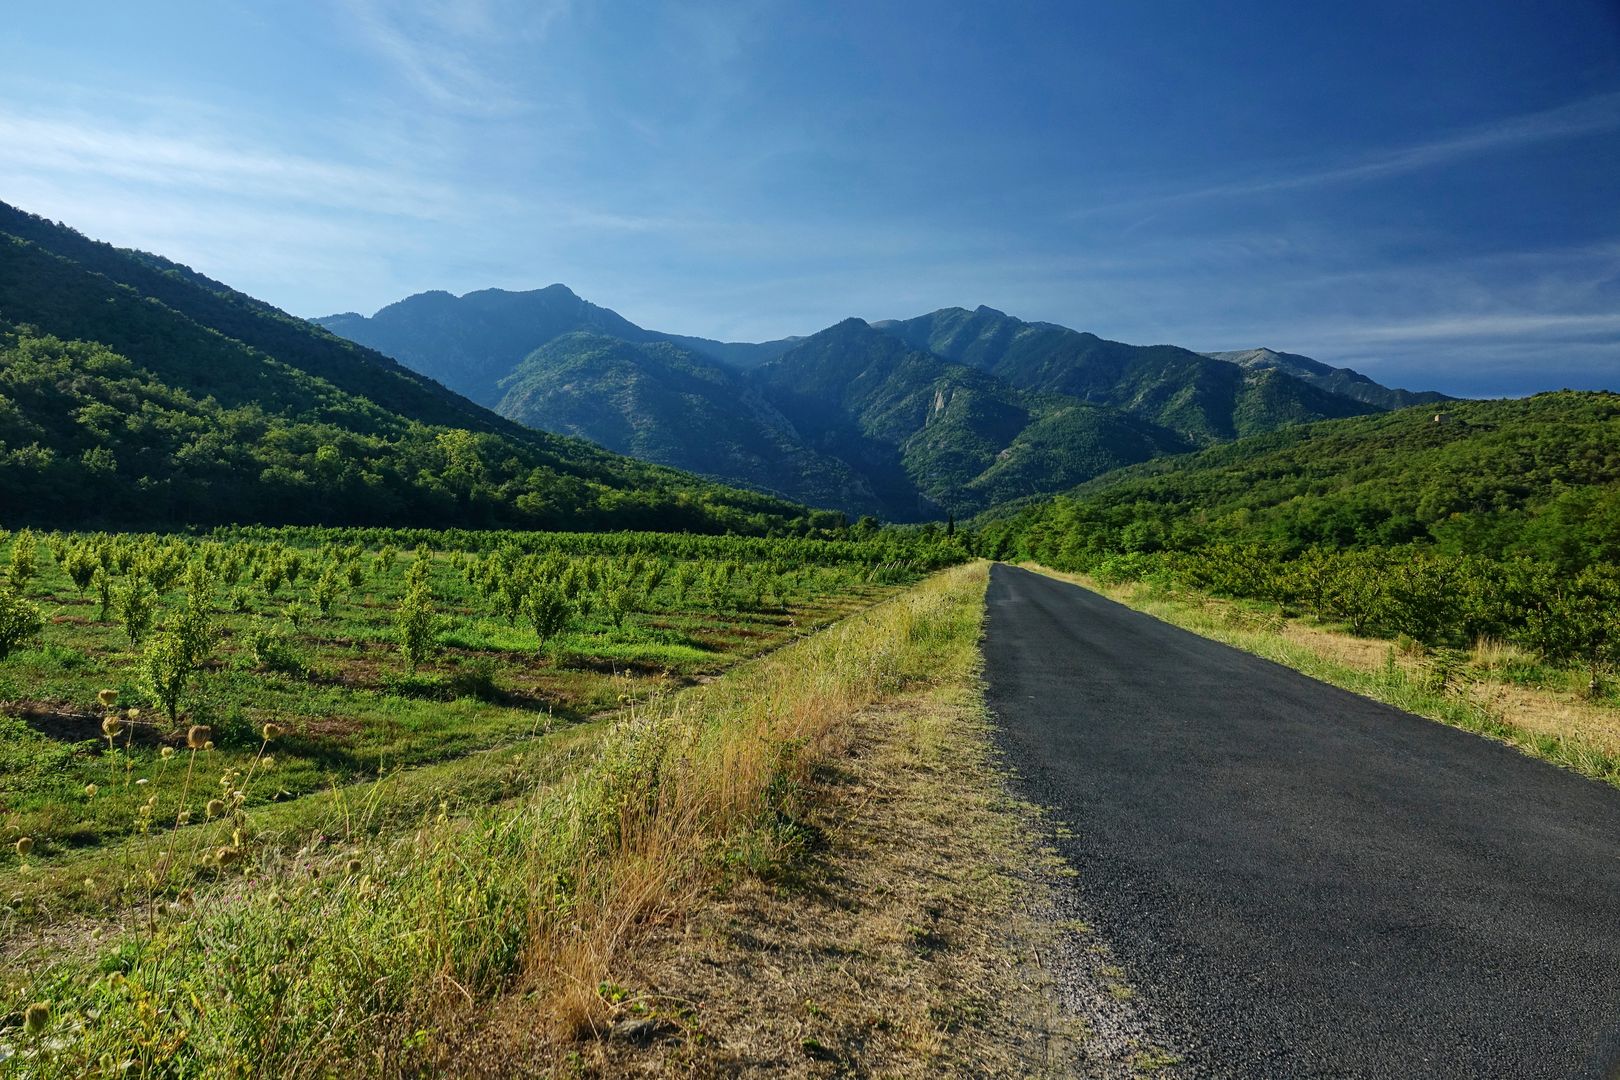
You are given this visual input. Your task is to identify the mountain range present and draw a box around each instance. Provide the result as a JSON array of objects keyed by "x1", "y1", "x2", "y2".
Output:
[
  {"x1": 320, "y1": 288, "x2": 1449, "y2": 520},
  {"x1": 0, "y1": 201, "x2": 811, "y2": 533}
]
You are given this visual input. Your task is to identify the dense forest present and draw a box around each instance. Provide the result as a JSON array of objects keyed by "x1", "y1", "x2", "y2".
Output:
[
  {"x1": 980, "y1": 392, "x2": 1620, "y2": 672},
  {"x1": 0, "y1": 203, "x2": 828, "y2": 534}
]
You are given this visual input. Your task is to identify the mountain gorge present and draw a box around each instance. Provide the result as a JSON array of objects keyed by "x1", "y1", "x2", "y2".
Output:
[{"x1": 322, "y1": 289, "x2": 1447, "y2": 520}]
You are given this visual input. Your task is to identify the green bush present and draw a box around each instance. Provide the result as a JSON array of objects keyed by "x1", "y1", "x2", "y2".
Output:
[{"x1": 0, "y1": 586, "x2": 44, "y2": 660}]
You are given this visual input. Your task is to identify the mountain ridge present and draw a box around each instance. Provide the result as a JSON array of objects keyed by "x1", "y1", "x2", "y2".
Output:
[{"x1": 318, "y1": 287, "x2": 1448, "y2": 521}]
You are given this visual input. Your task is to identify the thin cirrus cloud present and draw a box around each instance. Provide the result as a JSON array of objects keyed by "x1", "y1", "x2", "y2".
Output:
[
  {"x1": 0, "y1": 102, "x2": 693, "y2": 238},
  {"x1": 0, "y1": 110, "x2": 460, "y2": 221},
  {"x1": 1324, "y1": 312, "x2": 1620, "y2": 344},
  {"x1": 337, "y1": 0, "x2": 572, "y2": 115},
  {"x1": 1077, "y1": 89, "x2": 1620, "y2": 216}
]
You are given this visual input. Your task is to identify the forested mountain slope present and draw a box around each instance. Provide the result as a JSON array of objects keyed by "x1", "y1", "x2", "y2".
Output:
[
  {"x1": 494, "y1": 332, "x2": 880, "y2": 514},
  {"x1": 0, "y1": 202, "x2": 811, "y2": 532},
  {"x1": 980, "y1": 392, "x2": 1620, "y2": 568},
  {"x1": 317, "y1": 286, "x2": 796, "y2": 406},
  {"x1": 1203, "y1": 347, "x2": 1451, "y2": 411},
  {"x1": 873, "y1": 305, "x2": 1382, "y2": 444}
]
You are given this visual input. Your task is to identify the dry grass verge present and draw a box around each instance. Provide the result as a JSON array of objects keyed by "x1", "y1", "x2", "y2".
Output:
[{"x1": 450, "y1": 561, "x2": 1181, "y2": 1078}]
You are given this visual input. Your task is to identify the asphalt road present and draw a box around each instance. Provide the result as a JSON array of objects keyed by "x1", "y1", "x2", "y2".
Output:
[{"x1": 982, "y1": 564, "x2": 1620, "y2": 1079}]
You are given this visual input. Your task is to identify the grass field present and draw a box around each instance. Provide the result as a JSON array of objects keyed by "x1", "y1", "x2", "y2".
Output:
[
  {"x1": 0, "y1": 533, "x2": 980, "y2": 1076},
  {"x1": 0, "y1": 527, "x2": 962, "y2": 929}
]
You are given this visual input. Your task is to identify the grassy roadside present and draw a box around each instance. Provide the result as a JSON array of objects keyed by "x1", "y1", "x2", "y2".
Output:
[
  {"x1": 1, "y1": 563, "x2": 1012, "y2": 1076},
  {"x1": 451, "y1": 560, "x2": 1180, "y2": 1078},
  {"x1": 1022, "y1": 562, "x2": 1620, "y2": 790}
]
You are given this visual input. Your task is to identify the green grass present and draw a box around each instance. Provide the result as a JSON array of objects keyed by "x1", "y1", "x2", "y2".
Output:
[
  {"x1": 0, "y1": 528, "x2": 949, "y2": 929},
  {"x1": 0, "y1": 559, "x2": 988, "y2": 1077}
]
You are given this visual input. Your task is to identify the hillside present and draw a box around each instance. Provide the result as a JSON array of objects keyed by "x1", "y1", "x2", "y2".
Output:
[
  {"x1": 495, "y1": 332, "x2": 880, "y2": 513},
  {"x1": 1203, "y1": 347, "x2": 1451, "y2": 410},
  {"x1": 325, "y1": 289, "x2": 1437, "y2": 521},
  {"x1": 980, "y1": 392, "x2": 1620, "y2": 569},
  {"x1": 316, "y1": 287, "x2": 796, "y2": 406},
  {"x1": 0, "y1": 202, "x2": 813, "y2": 532},
  {"x1": 874, "y1": 305, "x2": 1382, "y2": 444},
  {"x1": 754, "y1": 319, "x2": 1192, "y2": 518}
]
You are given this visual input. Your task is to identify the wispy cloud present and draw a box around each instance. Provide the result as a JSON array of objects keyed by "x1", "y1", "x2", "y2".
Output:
[
  {"x1": 337, "y1": 0, "x2": 570, "y2": 116},
  {"x1": 1076, "y1": 90, "x2": 1620, "y2": 216},
  {"x1": 0, "y1": 110, "x2": 459, "y2": 220},
  {"x1": 1316, "y1": 312, "x2": 1620, "y2": 344}
]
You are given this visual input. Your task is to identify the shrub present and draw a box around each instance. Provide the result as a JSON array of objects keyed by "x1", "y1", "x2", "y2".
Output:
[
  {"x1": 395, "y1": 578, "x2": 440, "y2": 673},
  {"x1": 0, "y1": 587, "x2": 44, "y2": 660},
  {"x1": 246, "y1": 621, "x2": 303, "y2": 674},
  {"x1": 139, "y1": 626, "x2": 198, "y2": 723},
  {"x1": 523, "y1": 584, "x2": 572, "y2": 652},
  {"x1": 114, "y1": 576, "x2": 156, "y2": 647},
  {"x1": 8, "y1": 528, "x2": 39, "y2": 587}
]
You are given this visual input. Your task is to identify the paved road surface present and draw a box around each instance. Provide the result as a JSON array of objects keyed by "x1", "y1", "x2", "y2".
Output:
[{"x1": 983, "y1": 564, "x2": 1620, "y2": 1079}]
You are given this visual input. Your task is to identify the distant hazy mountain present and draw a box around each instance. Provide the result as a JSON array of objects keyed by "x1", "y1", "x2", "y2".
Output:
[
  {"x1": 321, "y1": 288, "x2": 1446, "y2": 521},
  {"x1": 1202, "y1": 347, "x2": 1452, "y2": 411},
  {"x1": 317, "y1": 287, "x2": 798, "y2": 406}
]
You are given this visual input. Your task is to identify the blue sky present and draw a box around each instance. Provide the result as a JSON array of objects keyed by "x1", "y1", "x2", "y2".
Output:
[{"x1": 4, "y1": 1, "x2": 1617, "y2": 397}]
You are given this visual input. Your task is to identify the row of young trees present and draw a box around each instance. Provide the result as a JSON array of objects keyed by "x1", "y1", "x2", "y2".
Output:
[
  {"x1": 0, "y1": 528, "x2": 958, "y2": 713},
  {"x1": 211, "y1": 523, "x2": 971, "y2": 571}
]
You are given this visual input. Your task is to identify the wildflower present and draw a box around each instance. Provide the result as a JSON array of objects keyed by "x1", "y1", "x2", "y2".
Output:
[
  {"x1": 205, "y1": 798, "x2": 225, "y2": 819},
  {"x1": 161, "y1": 746, "x2": 175, "y2": 759},
  {"x1": 84, "y1": 783, "x2": 99, "y2": 798},
  {"x1": 261, "y1": 756, "x2": 276, "y2": 769},
  {"x1": 101, "y1": 715, "x2": 123, "y2": 738},
  {"x1": 262, "y1": 722, "x2": 283, "y2": 741},
  {"x1": 216, "y1": 846, "x2": 240, "y2": 866},
  {"x1": 15, "y1": 837, "x2": 33, "y2": 856},
  {"x1": 186, "y1": 725, "x2": 212, "y2": 749},
  {"x1": 346, "y1": 857, "x2": 363, "y2": 875},
  {"x1": 126, "y1": 708, "x2": 141, "y2": 721},
  {"x1": 97, "y1": 689, "x2": 118, "y2": 708},
  {"x1": 23, "y1": 1001, "x2": 49, "y2": 1036}
]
